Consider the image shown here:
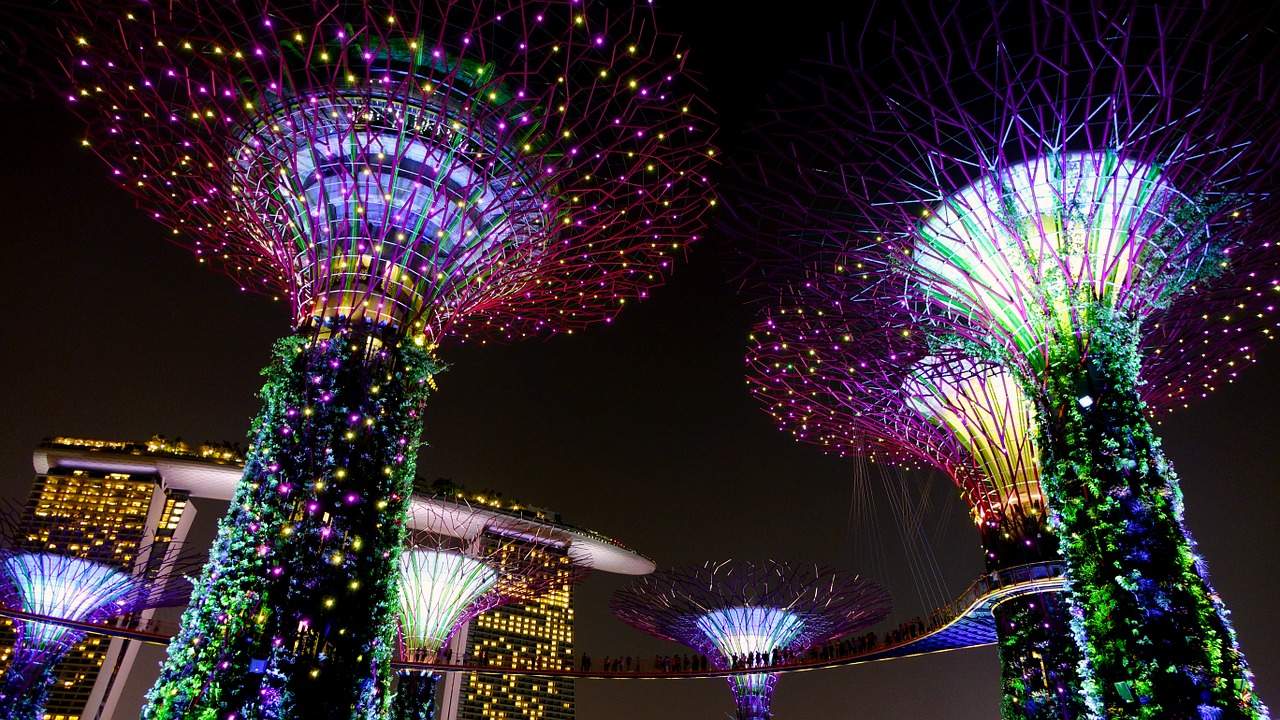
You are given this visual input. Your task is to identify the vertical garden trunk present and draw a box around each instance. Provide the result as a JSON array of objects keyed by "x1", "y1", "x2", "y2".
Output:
[
  {"x1": 0, "y1": 661, "x2": 54, "y2": 720},
  {"x1": 993, "y1": 592, "x2": 1088, "y2": 720},
  {"x1": 143, "y1": 329, "x2": 436, "y2": 720},
  {"x1": 390, "y1": 671, "x2": 440, "y2": 720},
  {"x1": 1038, "y1": 314, "x2": 1264, "y2": 719},
  {"x1": 981, "y1": 510, "x2": 1087, "y2": 720}
]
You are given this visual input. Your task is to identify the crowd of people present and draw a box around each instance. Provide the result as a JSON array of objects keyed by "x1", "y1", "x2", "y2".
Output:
[
  {"x1": 581, "y1": 654, "x2": 711, "y2": 673},
  {"x1": 394, "y1": 570, "x2": 1086, "y2": 677},
  {"x1": 573, "y1": 622, "x2": 938, "y2": 675}
]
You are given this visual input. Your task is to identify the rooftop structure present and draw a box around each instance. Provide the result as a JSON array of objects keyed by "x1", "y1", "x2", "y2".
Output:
[{"x1": 12, "y1": 436, "x2": 650, "y2": 720}]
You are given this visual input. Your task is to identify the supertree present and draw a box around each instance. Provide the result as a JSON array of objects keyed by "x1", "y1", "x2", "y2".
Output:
[
  {"x1": 53, "y1": 2, "x2": 712, "y2": 718},
  {"x1": 746, "y1": 300, "x2": 1089, "y2": 719},
  {"x1": 741, "y1": 2, "x2": 1278, "y2": 717},
  {"x1": 0, "y1": 534, "x2": 197, "y2": 720},
  {"x1": 611, "y1": 561, "x2": 890, "y2": 720},
  {"x1": 391, "y1": 504, "x2": 587, "y2": 720}
]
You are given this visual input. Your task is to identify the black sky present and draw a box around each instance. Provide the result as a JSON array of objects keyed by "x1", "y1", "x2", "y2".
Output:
[{"x1": 1, "y1": 2, "x2": 1277, "y2": 718}]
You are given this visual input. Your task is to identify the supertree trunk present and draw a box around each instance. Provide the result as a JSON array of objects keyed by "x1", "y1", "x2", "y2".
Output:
[
  {"x1": 0, "y1": 662, "x2": 53, "y2": 720},
  {"x1": 993, "y1": 593, "x2": 1088, "y2": 720},
  {"x1": 1038, "y1": 311, "x2": 1264, "y2": 720},
  {"x1": 981, "y1": 512, "x2": 1087, "y2": 720},
  {"x1": 143, "y1": 329, "x2": 436, "y2": 720},
  {"x1": 391, "y1": 671, "x2": 440, "y2": 720},
  {"x1": 731, "y1": 672, "x2": 776, "y2": 720}
]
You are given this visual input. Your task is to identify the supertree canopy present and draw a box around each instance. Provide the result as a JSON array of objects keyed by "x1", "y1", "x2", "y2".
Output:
[
  {"x1": 391, "y1": 505, "x2": 587, "y2": 720},
  {"x1": 0, "y1": 543, "x2": 197, "y2": 720},
  {"x1": 55, "y1": 2, "x2": 712, "y2": 718},
  {"x1": 746, "y1": 302, "x2": 1086, "y2": 719},
  {"x1": 61, "y1": 1, "x2": 713, "y2": 341},
  {"x1": 742, "y1": 2, "x2": 1277, "y2": 717},
  {"x1": 611, "y1": 561, "x2": 890, "y2": 720}
]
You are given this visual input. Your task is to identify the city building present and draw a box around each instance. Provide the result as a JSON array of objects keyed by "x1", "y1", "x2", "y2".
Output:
[
  {"x1": 2, "y1": 439, "x2": 652, "y2": 719},
  {"x1": 420, "y1": 480, "x2": 581, "y2": 720},
  {"x1": 2, "y1": 435, "x2": 242, "y2": 720}
]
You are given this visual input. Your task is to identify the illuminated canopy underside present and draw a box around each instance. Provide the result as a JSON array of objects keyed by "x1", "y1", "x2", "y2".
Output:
[
  {"x1": 902, "y1": 356, "x2": 1043, "y2": 513},
  {"x1": 697, "y1": 607, "x2": 804, "y2": 718},
  {"x1": 396, "y1": 549, "x2": 498, "y2": 660},
  {"x1": 2, "y1": 553, "x2": 138, "y2": 653},
  {"x1": 913, "y1": 151, "x2": 1199, "y2": 362},
  {"x1": 236, "y1": 92, "x2": 549, "y2": 330},
  {"x1": 696, "y1": 606, "x2": 805, "y2": 658}
]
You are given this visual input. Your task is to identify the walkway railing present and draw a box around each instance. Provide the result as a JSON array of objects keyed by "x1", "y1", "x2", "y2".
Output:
[{"x1": 0, "y1": 561, "x2": 1066, "y2": 680}]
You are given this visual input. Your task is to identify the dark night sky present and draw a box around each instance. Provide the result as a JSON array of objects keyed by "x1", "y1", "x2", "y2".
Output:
[{"x1": 1, "y1": 3, "x2": 1278, "y2": 718}]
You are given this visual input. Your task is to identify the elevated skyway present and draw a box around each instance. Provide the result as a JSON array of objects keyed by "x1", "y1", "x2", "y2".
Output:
[{"x1": 0, "y1": 562, "x2": 1066, "y2": 679}]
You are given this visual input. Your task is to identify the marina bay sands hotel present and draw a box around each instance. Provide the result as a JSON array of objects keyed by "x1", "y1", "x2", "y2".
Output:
[{"x1": 3, "y1": 436, "x2": 652, "y2": 720}]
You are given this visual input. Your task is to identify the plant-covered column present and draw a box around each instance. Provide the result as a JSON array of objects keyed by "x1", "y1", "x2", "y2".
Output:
[
  {"x1": 144, "y1": 329, "x2": 436, "y2": 720},
  {"x1": 1038, "y1": 312, "x2": 1263, "y2": 720},
  {"x1": 390, "y1": 671, "x2": 440, "y2": 720},
  {"x1": 0, "y1": 662, "x2": 53, "y2": 720},
  {"x1": 981, "y1": 511, "x2": 1088, "y2": 720},
  {"x1": 993, "y1": 592, "x2": 1087, "y2": 720}
]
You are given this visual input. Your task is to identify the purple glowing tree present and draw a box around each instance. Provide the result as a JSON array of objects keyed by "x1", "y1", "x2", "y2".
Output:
[
  {"x1": 746, "y1": 301, "x2": 1087, "y2": 719},
  {"x1": 391, "y1": 503, "x2": 589, "y2": 720},
  {"x1": 611, "y1": 561, "x2": 890, "y2": 720},
  {"x1": 742, "y1": 2, "x2": 1277, "y2": 717},
  {"x1": 0, "y1": 536, "x2": 197, "y2": 720},
  {"x1": 53, "y1": 2, "x2": 712, "y2": 717}
]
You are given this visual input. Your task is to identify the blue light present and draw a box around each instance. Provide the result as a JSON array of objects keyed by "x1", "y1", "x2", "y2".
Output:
[
  {"x1": 696, "y1": 607, "x2": 805, "y2": 720},
  {"x1": 2, "y1": 553, "x2": 138, "y2": 655},
  {"x1": 696, "y1": 606, "x2": 805, "y2": 656}
]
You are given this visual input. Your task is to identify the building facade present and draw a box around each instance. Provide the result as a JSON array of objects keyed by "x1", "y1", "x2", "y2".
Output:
[
  {"x1": 1, "y1": 436, "x2": 238, "y2": 720},
  {"x1": 449, "y1": 531, "x2": 577, "y2": 720},
  {"x1": 4, "y1": 442, "x2": 652, "y2": 719},
  {"x1": 419, "y1": 480, "x2": 578, "y2": 720}
]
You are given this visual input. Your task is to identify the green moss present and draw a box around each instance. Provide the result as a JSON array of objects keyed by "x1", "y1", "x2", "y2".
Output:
[
  {"x1": 143, "y1": 329, "x2": 438, "y2": 720},
  {"x1": 390, "y1": 672, "x2": 440, "y2": 720},
  {"x1": 1035, "y1": 309, "x2": 1264, "y2": 719},
  {"x1": 994, "y1": 592, "x2": 1089, "y2": 720}
]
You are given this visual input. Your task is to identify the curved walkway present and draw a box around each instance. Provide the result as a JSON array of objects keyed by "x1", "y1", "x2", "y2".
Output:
[{"x1": 0, "y1": 562, "x2": 1066, "y2": 680}]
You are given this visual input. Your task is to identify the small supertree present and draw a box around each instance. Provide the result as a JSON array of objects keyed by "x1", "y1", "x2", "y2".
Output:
[
  {"x1": 391, "y1": 505, "x2": 587, "y2": 720},
  {"x1": 0, "y1": 539, "x2": 197, "y2": 720},
  {"x1": 53, "y1": 2, "x2": 712, "y2": 717},
  {"x1": 611, "y1": 561, "x2": 890, "y2": 720},
  {"x1": 746, "y1": 302, "x2": 1088, "y2": 719},
  {"x1": 744, "y1": 3, "x2": 1278, "y2": 717}
]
